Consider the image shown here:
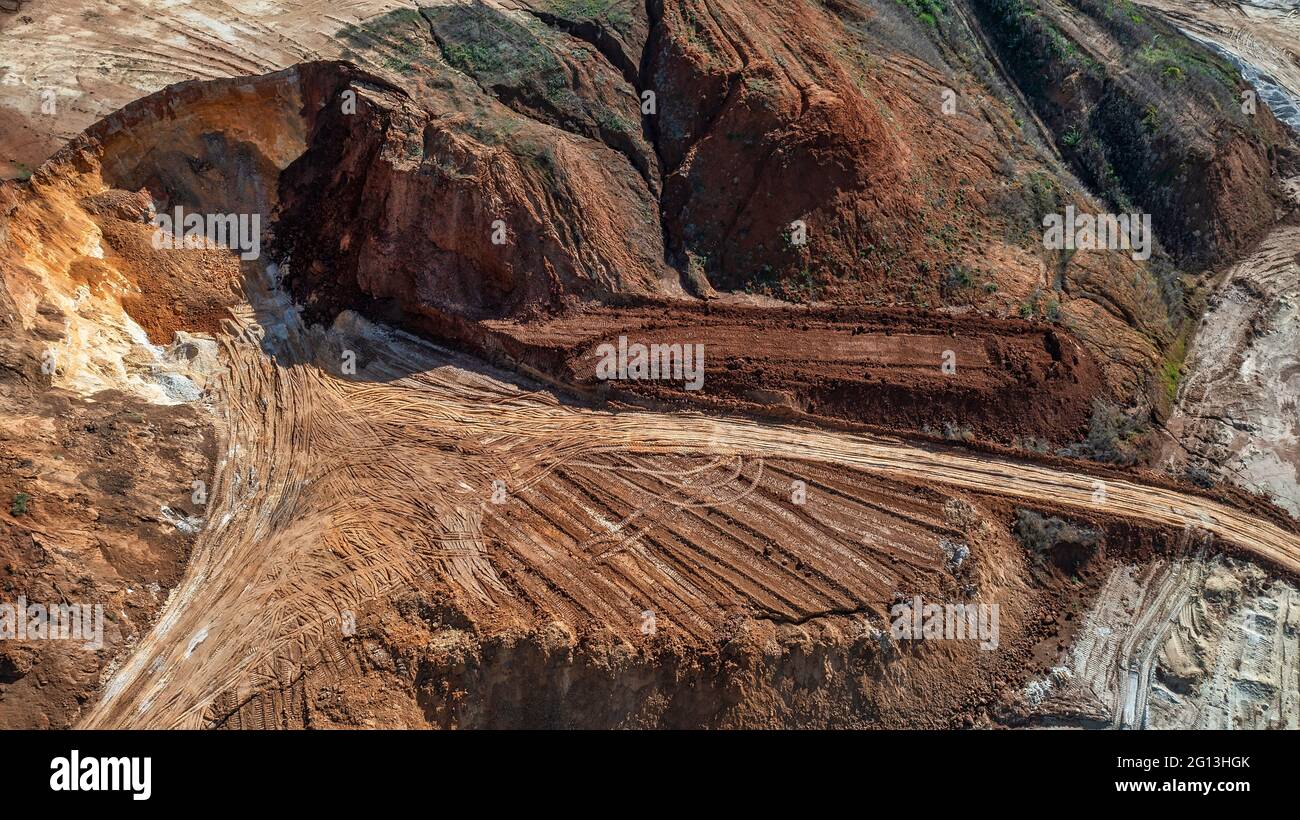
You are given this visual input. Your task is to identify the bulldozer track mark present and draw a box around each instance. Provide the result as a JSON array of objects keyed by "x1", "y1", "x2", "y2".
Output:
[{"x1": 80, "y1": 266, "x2": 1300, "y2": 726}]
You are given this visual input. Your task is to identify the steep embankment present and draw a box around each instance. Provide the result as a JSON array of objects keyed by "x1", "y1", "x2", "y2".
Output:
[
  {"x1": 0, "y1": 63, "x2": 310, "y2": 728},
  {"x1": 2, "y1": 2, "x2": 1297, "y2": 729},
  {"x1": 7, "y1": 1, "x2": 1290, "y2": 412},
  {"x1": 1134, "y1": 0, "x2": 1300, "y2": 135},
  {"x1": 0, "y1": 60, "x2": 1292, "y2": 728},
  {"x1": 273, "y1": 0, "x2": 1285, "y2": 410},
  {"x1": 970, "y1": 0, "x2": 1295, "y2": 268}
]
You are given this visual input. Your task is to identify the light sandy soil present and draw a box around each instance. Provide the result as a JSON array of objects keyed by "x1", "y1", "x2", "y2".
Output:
[
  {"x1": 9, "y1": 146, "x2": 1291, "y2": 726},
  {"x1": 1150, "y1": 2, "x2": 1300, "y2": 515},
  {"x1": 1165, "y1": 215, "x2": 1300, "y2": 515},
  {"x1": 1024, "y1": 552, "x2": 1299, "y2": 729},
  {"x1": 4, "y1": 0, "x2": 1299, "y2": 727},
  {"x1": 72, "y1": 264, "x2": 1300, "y2": 727},
  {"x1": 0, "y1": 0, "x2": 411, "y2": 177}
]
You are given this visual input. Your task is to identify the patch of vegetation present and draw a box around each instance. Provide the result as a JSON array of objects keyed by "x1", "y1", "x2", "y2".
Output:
[
  {"x1": 1141, "y1": 103, "x2": 1160, "y2": 131},
  {"x1": 681, "y1": 6, "x2": 717, "y2": 56},
  {"x1": 465, "y1": 113, "x2": 524, "y2": 147},
  {"x1": 1136, "y1": 38, "x2": 1238, "y2": 91},
  {"x1": 550, "y1": 0, "x2": 635, "y2": 32},
  {"x1": 743, "y1": 262, "x2": 824, "y2": 303},
  {"x1": 443, "y1": 41, "x2": 505, "y2": 74},
  {"x1": 10, "y1": 492, "x2": 29, "y2": 517},
  {"x1": 336, "y1": 8, "x2": 437, "y2": 76},
  {"x1": 513, "y1": 138, "x2": 562, "y2": 181},
  {"x1": 1044, "y1": 297, "x2": 1061, "y2": 321},
  {"x1": 1013, "y1": 508, "x2": 1101, "y2": 573},
  {"x1": 1062, "y1": 398, "x2": 1149, "y2": 466},
  {"x1": 1160, "y1": 336, "x2": 1186, "y2": 403},
  {"x1": 896, "y1": 0, "x2": 947, "y2": 28},
  {"x1": 427, "y1": 3, "x2": 638, "y2": 151},
  {"x1": 593, "y1": 107, "x2": 632, "y2": 134},
  {"x1": 941, "y1": 263, "x2": 974, "y2": 297},
  {"x1": 997, "y1": 170, "x2": 1062, "y2": 244},
  {"x1": 425, "y1": 3, "x2": 568, "y2": 96},
  {"x1": 973, "y1": 0, "x2": 1267, "y2": 269},
  {"x1": 785, "y1": 266, "x2": 823, "y2": 302},
  {"x1": 1018, "y1": 286, "x2": 1045, "y2": 319}
]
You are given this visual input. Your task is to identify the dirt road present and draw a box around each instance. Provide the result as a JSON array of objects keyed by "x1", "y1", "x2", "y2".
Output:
[{"x1": 78, "y1": 274, "x2": 1300, "y2": 728}]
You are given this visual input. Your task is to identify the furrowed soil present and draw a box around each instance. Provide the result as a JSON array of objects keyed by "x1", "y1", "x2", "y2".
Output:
[
  {"x1": 2, "y1": 0, "x2": 1298, "y2": 729},
  {"x1": 8, "y1": 142, "x2": 1300, "y2": 726}
]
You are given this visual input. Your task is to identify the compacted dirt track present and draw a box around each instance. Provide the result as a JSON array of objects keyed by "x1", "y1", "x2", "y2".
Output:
[
  {"x1": 4, "y1": 0, "x2": 1293, "y2": 729},
  {"x1": 77, "y1": 273, "x2": 1300, "y2": 728}
]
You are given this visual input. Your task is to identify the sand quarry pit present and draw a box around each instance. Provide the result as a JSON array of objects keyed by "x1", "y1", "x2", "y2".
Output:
[
  {"x1": 6, "y1": 169, "x2": 1294, "y2": 727},
  {"x1": 69, "y1": 270, "x2": 1300, "y2": 728},
  {"x1": 2, "y1": 5, "x2": 1299, "y2": 729}
]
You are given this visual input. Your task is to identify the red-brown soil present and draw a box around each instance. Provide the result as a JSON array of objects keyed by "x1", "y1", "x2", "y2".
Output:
[
  {"x1": 79, "y1": 190, "x2": 243, "y2": 344},
  {"x1": 474, "y1": 300, "x2": 1105, "y2": 445},
  {"x1": 3, "y1": 2, "x2": 1298, "y2": 730},
  {"x1": 0, "y1": 180, "x2": 216, "y2": 726}
]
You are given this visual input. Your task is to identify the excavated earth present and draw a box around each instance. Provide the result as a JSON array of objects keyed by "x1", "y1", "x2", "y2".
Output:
[
  {"x1": 1010, "y1": 551, "x2": 1300, "y2": 729},
  {"x1": 475, "y1": 301, "x2": 1105, "y2": 444},
  {"x1": 0, "y1": 0, "x2": 1298, "y2": 728}
]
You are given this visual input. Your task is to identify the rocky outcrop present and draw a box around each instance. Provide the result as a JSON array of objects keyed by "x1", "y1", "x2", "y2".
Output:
[
  {"x1": 20, "y1": 2, "x2": 1295, "y2": 419},
  {"x1": 274, "y1": 59, "x2": 675, "y2": 323}
]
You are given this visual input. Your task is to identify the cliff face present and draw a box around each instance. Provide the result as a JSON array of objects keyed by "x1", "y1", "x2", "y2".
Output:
[
  {"x1": 274, "y1": 60, "x2": 676, "y2": 324},
  {"x1": 267, "y1": 1, "x2": 1293, "y2": 410}
]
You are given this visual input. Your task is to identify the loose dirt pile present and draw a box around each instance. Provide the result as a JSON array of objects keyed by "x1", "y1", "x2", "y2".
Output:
[{"x1": 477, "y1": 300, "x2": 1105, "y2": 444}]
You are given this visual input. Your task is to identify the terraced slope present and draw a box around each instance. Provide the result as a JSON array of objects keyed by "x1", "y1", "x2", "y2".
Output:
[
  {"x1": 3, "y1": 0, "x2": 1298, "y2": 729},
  {"x1": 1023, "y1": 553, "x2": 1300, "y2": 729}
]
